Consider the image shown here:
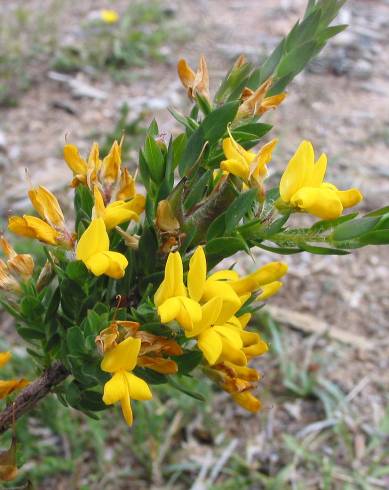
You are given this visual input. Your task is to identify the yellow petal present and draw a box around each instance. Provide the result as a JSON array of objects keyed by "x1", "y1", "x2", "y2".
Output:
[
  {"x1": 100, "y1": 251, "x2": 128, "y2": 279},
  {"x1": 93, "y1": 186, "x2": 106, "y2": 219},
  {"x1": 176, "y1": 297, "x2": 203, "y2": 331},
  {"x1": 280, "y1": 140, "x2": 315, "y2": 202},
  {"x1": 28, "y1": 186, "x2": 65, "y2": 228},
  {"x1": 0, "y1": 379, "x2": 29, "y2": 400},
  {"x1": 120, "y1": 396, "x2": 133, "y2": 426},
  {"x1": 198, "y1": 329, "x2": 223, "y2": 365},
  {"x1": 102, "y1": 140, "x2": 121, "y2": 184},
  {"x1": 232, "y1": 391, "x2": 261, "y2": 412},
  {"x1": 177, "y1": 58, "x2": 195, "y2": 89},
  {"x1": 257, "y1": 281, "x2": 283, "y2": 300},
  {"x1": 230, "y1": 262, "x2": 288, "y2": 295},
  {"x1": 336, "y1": 188, "x2": 363, "y2": 209},
  {"x1": 63, "y1": 144, "x2": 87, "y2": 175},
  {"x1": 237, "y1": 313, "x2": 251, "y2": 329},
  {"x1": 219, "y1": 338, "x2": 247, "y2": 366},
  {"x1": 101, "y1": 337, "x2": 141, "y2": 373},
  {"x1": 100, "y1": 9, "x2": 119, "y2": 23},
  {"x1": 291, "y1": 186, "x2": 343, "y2": 220},
  {"x1": 103, "y1": 205, "x2": 139, "y2": 230},
  {"x1": 188, "y1": 246, "x2": 207, "y2": 301},
  {"x1": 125, "y1": 372, "x2": 152, "y2": 400},
  {"x1": 208, "y1": 269, "x2": 239, "y2": 281},
  {"x1": 222, "y1": 137, "x2": 254, "y2": 165},
  {"x1": 158, "y1": 297, "x2": 182, "y2": 324},
  {"x1": 0, "y1": 352, "x2": 11, "y2": 368},
  {"x1": 213, "y1": 325, "x2": 243, "y2": 348},
  {"x1": 116, "y1": 168, "x2": 135, "y2": 201},
  {"x1": 123, "y1": 194, "x2": 146, "y2": 215},
  {"x1": 306, "y1": 153, "x2": 327, "y2": 187},
  {"x1": 202, "y1": 280, "x2": 242, "y2": 323},
  {"x1": 85, "y1": 252, "x2": 110, "y2": 276},
  {"x1": 8, "y1": 215, "x2": 59, "y2": 245},
  {"x1": 76, "y1": 218, "x2": 109, "y2": 262},
  {"x1": 154, "y1": 252, "x2": 186, "y2": 305},
  {"x1": 220, "y1": 159, "x2": 249, "y2": 180},
  {"x1": 102, "y1": 372, "x2": 127, "y2": 405}
]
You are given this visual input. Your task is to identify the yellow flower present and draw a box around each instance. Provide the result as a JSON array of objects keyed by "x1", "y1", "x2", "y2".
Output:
[
  {"x1": 8, "y1": 215, "x2": 61, "y2": 246},
  {"x1": 100, "y1": 9, "x2": 119, "y2": 24},
  {"x1": 101, "y1": 337, "x2": 152, "y2": 426},
  {"x1": 116, "y1": 168, "x2": 135, "y2": 201},
  {"x1": 76, "y1": 218, "x2": 128, "y2": 279},
  {"x1": 154, "y1": 252, "x2": 202, "y2": 330},
  {"x1": 0, "y1": 352, "x2": 29, "y2": 400},
  {"x1": 63, "y1": 141, "x2": 103, "y2": 188},
  {"x1": 220, "y1": 131, "x2": 277, "y2": 193},
  {"x1": 0, "y1": 236, "x2": 34, "y2": 281},
  {"x1": 229, "y1": 262, "x2": 288, "y2": 296},
  {"x1": 177, "y1": 55, "x2": 210, "y2": 101},
  {"x1": 100, "y1": 140, "x2": 122, "y2": 186},
  {"x1": 28, "y1": 185, "x2": 65, "y2": 229},
  {"x1": 93, "y1": 186, "x2": 145, "y2": 230},
  {"x1": 237, "y1": 78, "x2": 286, "y2": 120},
  {"x1": 8, "y1": 186, "x2": 72, "y2": 247},
  {"x1": 279, "y1": 140, "x2": 363, "y2": 220}
]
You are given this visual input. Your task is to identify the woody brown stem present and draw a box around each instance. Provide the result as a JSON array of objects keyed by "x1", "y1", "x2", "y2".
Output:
[{"x1": 0, "y1": 362, "x2": 69, "y2": 435}]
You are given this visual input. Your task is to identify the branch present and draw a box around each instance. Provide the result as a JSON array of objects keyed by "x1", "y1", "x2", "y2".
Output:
[{"x1": 0, "y1": 362, "x2": 69, "y2": 435}]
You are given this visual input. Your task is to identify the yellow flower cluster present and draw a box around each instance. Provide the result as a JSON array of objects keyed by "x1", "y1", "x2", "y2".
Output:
[
  {"x1": 154, "y1": 246, "x2": 287, "y2": 411},
  {"x1": 8, "y1": 140, "x2": 145, "y2": 280}
]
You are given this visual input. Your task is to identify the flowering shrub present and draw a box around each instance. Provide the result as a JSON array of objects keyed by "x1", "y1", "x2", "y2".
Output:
[{"x1": 1, "y1": 0, "x2": 389, "y2": 480}]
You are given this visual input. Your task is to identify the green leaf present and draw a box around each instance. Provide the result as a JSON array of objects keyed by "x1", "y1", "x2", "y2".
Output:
[
  {"x1": 257, "y1": 39, "x2": 285, "y2": 85},
  {"x1": 205, "y1": 236, "x2": 247, "y2": 258},
  {"x1": 331, "y1": 217, "x2": 379, "y2": 241},
  {"x1": 134, "y1": 368, "x2": 166, "y2": 385},
  {"x1": 179, "y1": 127, "x2": 205, "y2": 177},
  {"x1": 225, "y1": 189, "x2": 258, "y2": 233},
  {"x1": 44, "y1": 287, "x2": 61, "y2": 323},
  {"x1": 276, "y1": 40, "x2": 318, "y2": 78},
  {"x1": 65, "y1": 261, "x2": 88, "y2": 282},
  {"x1": 184, "y1": 170, "x2": 211, "y2": 211},
  {"x1": 310, "y1": 212, "x2": 358, "y2": 233},
  {"x1": 299, "y1": 243, "x2": 348, "y2": 255},
  {"x1": 20, "y1": 296, "x2": 44, "y2": 319},
  {"x1": 173, "y1": 351, "x2": 203, "y2": 375},
  {"x1": 138, "y1": 226, "x2": 158, "y2": 275},
  {"x1": 172, "y1": 133, "x2": 188, "y2": 169},
  {"x1": 143, "y1": 135, "x2": 165, "y2": 182},
  {"x1": 202, "y1": 101, "x2": 240, "y2": 143},
  {"x1": 66, "y1": 326, "x2": 85, "y2": 355},
  {"x1": 357, "y1": 230, "x2": 389, "y2": 245},
  {"x1": 231, "y1": 122, "x2": 272, "y2": 142},
  {"x1": 17, "y1": 324, "x2": 46, "y2": 341}
]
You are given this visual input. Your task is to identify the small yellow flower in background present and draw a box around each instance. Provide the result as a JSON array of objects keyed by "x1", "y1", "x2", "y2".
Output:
[
  {"x1": 76, "y1": 218, "x2": 128, "y2": 278},
  {"x1": 0, "y1": 352, "x2": 29, "y2": 400},
  {"x1": 177, "y1": 55, "x2": 210, "y2": 102},
  {"x1": 93, "y1": 186, "x2": 145, "y2": 230},
  {"x1": 279, "y1": 140, "x2": 363, "y2": 220},
  {"x1": 100, "y1": 9, "x2": 119, "y2": 24},
  {"x1": 237, "y1": 78, "x2": 287, "y2": 120},
  {"x1": 228, "y1": 262, "x2": 288, "y2": 296},
  {"x1": 8, "y1": 216, "x2": 59, "y2": 246},
  {"x1": 101, "y1": 337, "x2": 152, "y2": 426},
  {"x1": 220, "y1": 130, "x2": 278, "y2": 195}
]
